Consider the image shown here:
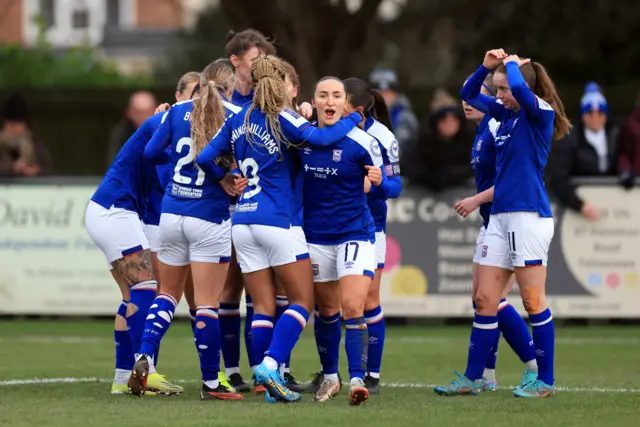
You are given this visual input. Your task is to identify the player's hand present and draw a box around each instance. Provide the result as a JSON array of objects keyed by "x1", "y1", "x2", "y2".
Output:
[
  {"x1": 234, "y1": 175, "x2": 249, "y2": 195},
  {"x1": 299, "y1": 102, "x2": 313, "y2": 119},
  {"x1": 581, "y1": 201, "x2": 600, "y2": 222},
  {"x1": 364, "y1": 177, "x2": 372, "y2": 193},
  {"x1": 154, "y1": 103, "x2": 171, "y2": 114},
  {"x1": 365, "y1": 165, "x2": 382, "y2": 186},
  {"x1": 454, "y1": 196, "x2": 481, "y2": 218},
  {"x1": 483, "y1": 49, "x2": 507, "y2": 69},
  {"x1": 219, "y1": 173, "x2": 238, "y2": 197},
  {"x1": 503, "y1": 55, "x2": 531, "y2": 68}
]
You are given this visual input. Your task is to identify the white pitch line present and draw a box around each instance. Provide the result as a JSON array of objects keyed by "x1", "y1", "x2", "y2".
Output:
[
  {"x1": 0, "y1": 336, "x2": 637, "y2": 345},
  {"x1": 0, "y1": 377, "x2": 638, "y2": 394}
]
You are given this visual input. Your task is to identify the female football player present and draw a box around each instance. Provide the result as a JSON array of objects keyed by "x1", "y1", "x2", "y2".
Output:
[
  {"x1": 436, "y1": 49, "x2": 571, "y2": 398},
  {"x1": 453, "y1": 74, "x2": 539, "y2": 391},
  {"x1": 304, "y1": 76, "x2": 385, "y2": 406},
  {"x1": 197, "y1": 55, "x2": 366, "y2": 403},
  {"x1": 130, "y1": 59, "x2": 243, "y2": 401}
]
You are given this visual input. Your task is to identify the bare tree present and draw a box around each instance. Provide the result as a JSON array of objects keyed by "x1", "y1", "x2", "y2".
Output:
[{"x1": 219, "y1": 0, "x2": 385, "y2": 96}]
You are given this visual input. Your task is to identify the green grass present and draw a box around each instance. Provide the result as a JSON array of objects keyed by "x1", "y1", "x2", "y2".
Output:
[{"x1": 0, "y1": 320, "x2": 638, "y2": 427}]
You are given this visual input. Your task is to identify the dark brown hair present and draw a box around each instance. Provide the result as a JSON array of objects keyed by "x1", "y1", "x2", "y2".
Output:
[
  {"x1": 343, "y1": 77, "x2": 393, "y2": 131},
  {"x1": 282, "y1": 60, "x2": 300, "y2": 109},
  {"x1": 496, "y1": 61, "x2": 571, "y2": 140},
  {"x1": 225, "y1": 29, "x2": 276, "y2": 58}
]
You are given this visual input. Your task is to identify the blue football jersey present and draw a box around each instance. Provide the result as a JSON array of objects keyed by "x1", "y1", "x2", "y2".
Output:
[
  {"x1": 461, "y1": 63, "x2": 554, "y2": 217},
  {"x1": 92, "y1": 112, "x2": 166, "y2": 217},
  {"x1": 301, "y1": 127, "x2": 383, "y2": 245},
  {"x1": 364, "y1": 117, "x2": 403, "y2": 232},
  {"x1": 471, "y1": 116, "x2": 498, "y2": 227},
  {"x1": 231, "y1": 89, "x2": 254, "y2": 107},
  {"x1": 197, "y1": 107, "x2": 362, "y2": 229},
  {"x1": 144, "y1": 100, "x2": 234, "y2": 224}
]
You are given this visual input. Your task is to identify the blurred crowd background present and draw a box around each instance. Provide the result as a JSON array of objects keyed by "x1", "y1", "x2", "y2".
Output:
[{"x1": 1, "y1": 0, "x2": 639, "y2": 222}]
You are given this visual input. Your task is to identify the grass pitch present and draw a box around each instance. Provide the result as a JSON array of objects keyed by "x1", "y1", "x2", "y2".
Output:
[{"x1": 0, "y1": 320, "x2": 638, "y2": 427}]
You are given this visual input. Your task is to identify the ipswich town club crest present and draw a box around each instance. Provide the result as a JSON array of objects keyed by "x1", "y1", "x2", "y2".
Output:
[
  {"x1": 476, "y1": 139, "x2": 482, "y2": 151},
  {"x1": 332, "y1": 149, "x2": 342, "y2": 162}
]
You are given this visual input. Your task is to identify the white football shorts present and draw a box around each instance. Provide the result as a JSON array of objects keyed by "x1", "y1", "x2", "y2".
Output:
[
  {"x1": 85, "y1": 201, "x2": 149, "y2": 269},
  {"x1": 479, "y1": 212, "x2": 554, "y2": 270},
  {"x1": 374, "y1": 231, "x2": 386, "y2": 269},
  {"x1": 158, "y1": 213, "x2": 232, "y2": 266},
  {"x1": 232, "y1": 224, "x2": 308, "y2": 273},
  {"x1": 309, "y1": 240, "x2": 376, "y2": 283},
  {"x1": 472, "y1": 225, "x2": 487, "y2": 264},
  {"x1": 145, "y1": 224, "x2": 162, "y2": 253}
]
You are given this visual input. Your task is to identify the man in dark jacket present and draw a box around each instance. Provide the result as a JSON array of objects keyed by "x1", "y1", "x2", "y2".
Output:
[
  {"x1": 548, "y1": 83, "x2": 620, "y2": 221},
  {"x1": 105, "y1": 91, "x2": 157, "y2": 170}
]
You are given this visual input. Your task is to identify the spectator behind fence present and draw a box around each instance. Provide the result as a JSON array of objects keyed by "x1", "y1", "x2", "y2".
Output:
[
  {"x1": 105, "y1": 91, "x2": 157, "y2": 170},
  {"x1": 369, "y1": 69, "x2": 418, "y2": 151},
  {"x1": 402, "y1": 88, "x2": 472, "y2": 192},
  {"x1": 0, "y1": 93, "x2": 53, "y2": 177},
  {"x1": 618, "y1": 92, "x2": 640, "y2": 187},
  {"x1": 548, "y1": 83, "x2": 621, "y2": 221}
]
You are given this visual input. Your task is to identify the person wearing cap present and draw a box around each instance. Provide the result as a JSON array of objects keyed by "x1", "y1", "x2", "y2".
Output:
[
  {"x1": 402, "y1": 88, "x2": 472, "y2": 192},
  {"x1": 369, "y1": 69, "x2": 418, "y2": 152},
  {"x1": 548, "y1": 82, "x2": 621, "y2": 221}
]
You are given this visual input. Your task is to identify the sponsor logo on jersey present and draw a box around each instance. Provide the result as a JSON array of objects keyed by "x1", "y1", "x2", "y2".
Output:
[
  {"x1": 303, "y1": 147, "x2": 312, "y2": 155},
  {"x1": 304, "y1": 164, "x2": 338, "y2": 177}
]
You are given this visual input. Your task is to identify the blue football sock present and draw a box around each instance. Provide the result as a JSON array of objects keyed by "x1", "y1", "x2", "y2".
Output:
[
  {"x1": 265, "y1": 305, "x2": 309, "y2": 366},
  {"x1": 244, "y1": 295, "x2": 257, "y2": 369},
  {"x1": 251, "y1": 314, "x2": 274, "y2": 367},
  {"x1": 127, "y1": 281, "x2": 157, "y2": 356},
  {"x1": 319, "y1": 312, "x2": 341, "y2": 375},
  {"x1": 464, "y1": 314, "x2": 499, "y2": 381},
  {"x1": 344, "y1": 317, "x2": 368, "y2": 381},
  {"x1": 195, "y1": 307, "x2": 221, "y2": 382},
  {"x1": 275, "y1": 295, "x2": 289, "y2": 368},
  {"x1": 498, "y1": 299, "x2": 536, "y2": 364},
  {"x1": 364, "y1": 306, "x2": 385, "y2": 377},
  {"x1": 115, "y1": 300, "x2": 134, "y2": 371},
  {"x1": 139, "y1": 293, "x2": 177, "y2": 360},
  {"x1": 219, "y1": 302, "x2": 241, "y2": 373},
  {"x1": 530, "y1": 308, "x2": 555, "y2": 385}
]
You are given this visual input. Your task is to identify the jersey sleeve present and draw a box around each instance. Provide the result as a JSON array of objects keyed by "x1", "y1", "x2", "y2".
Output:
[
  {"x1": 368, "y1": 139, "x2": 402, "y2": 199},
  {"x1": 143, "y1": 111, "x2": 172, "y2": 163},
  {"x1": 280, "y1": 109, "x2": 361, "y2": 147},
  {"x1": 460, "y1": 64, "x2": 506, "y2": 119},
  {"x1": 196, "y1": 118, "x2": 233, "y2": 181},
  {"x1": 505, "y1": 61, "x2": 555, "y2": 125}
]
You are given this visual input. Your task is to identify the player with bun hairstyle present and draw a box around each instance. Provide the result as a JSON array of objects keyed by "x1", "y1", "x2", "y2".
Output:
[
  {"x1": 197, "y1": 55, "x2": 365, "y2": 403},
  {"x1": 436, "y1": 49, "x2": 570, "y2": 398}
]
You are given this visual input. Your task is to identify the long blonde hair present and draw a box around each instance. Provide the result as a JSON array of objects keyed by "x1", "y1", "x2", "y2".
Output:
[
  {"x1": 244, "y1": 55, "x2": 289, "y2": 154},
  {"x1": 191, "y1": 59, "x2": 234, "y2": 166}
]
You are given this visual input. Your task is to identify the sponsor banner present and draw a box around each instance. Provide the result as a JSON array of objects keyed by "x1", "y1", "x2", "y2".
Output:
[
  {"x1": 0, "y1": 184, "x2": 638, "y2": 317},
  {"x1": 381, "y1": 185, "x2": 640, "y2": 318},
  {"x1": 0, "y1": 186, "x2": 199, "y2": 316}
]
